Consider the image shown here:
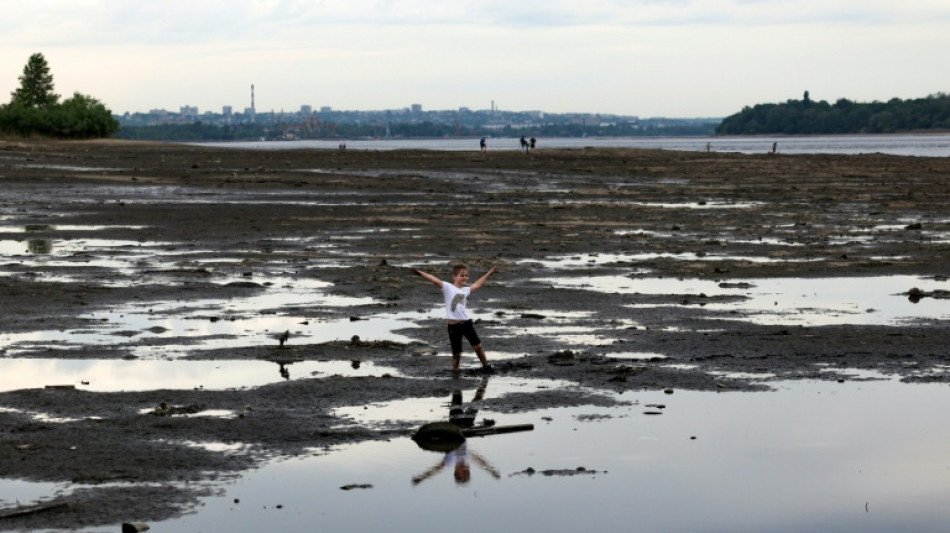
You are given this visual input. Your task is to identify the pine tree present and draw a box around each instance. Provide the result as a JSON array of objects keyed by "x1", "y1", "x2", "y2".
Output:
[{"x1": 11, "y1": 53, "x2": 59, "y2": 108}]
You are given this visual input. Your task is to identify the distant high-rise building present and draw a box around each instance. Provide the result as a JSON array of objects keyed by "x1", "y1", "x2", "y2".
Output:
[
  {"x1": 180, "y1": 105, "x2": 198, "y2": 116},
  {"x1": 301, "y1": 105, "x2": 312, "y2": 115},
  {"x1": 223, "y1": 106, "x2": 233, "y2": 117},
  {"x1": 411, "y1": 103, "x2": 422, "y2": 113}
]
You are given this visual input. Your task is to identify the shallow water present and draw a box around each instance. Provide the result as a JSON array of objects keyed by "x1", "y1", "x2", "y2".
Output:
[
  {"x1": 195, "y1": 133, "x2": 950, "y2": 157},
  {"x1": 534, "y1": 274, "x2": 950, "y2": 326},
  {"x1": 0, "y1": 359, "x2": 399, "y2": 393},
  {"x1": 9, "y1": 374, "x2": 949, "y2": 532}
]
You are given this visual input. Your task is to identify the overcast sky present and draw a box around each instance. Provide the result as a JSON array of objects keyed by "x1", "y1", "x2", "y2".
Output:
[{"x1": 2, "y1": 0, "x2": 948, "y2": 118}]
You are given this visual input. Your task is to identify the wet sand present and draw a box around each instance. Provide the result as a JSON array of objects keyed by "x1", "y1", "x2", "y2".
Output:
[{"x1": 1, "y1": 140, "x2": 950, "y2": 528}]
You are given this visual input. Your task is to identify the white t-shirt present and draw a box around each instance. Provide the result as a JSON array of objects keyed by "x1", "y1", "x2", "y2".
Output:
[
  {"x1": 442, "y1": 283, "x2": 472, "y2": 321},
  {"x1": 443, "y1": 442, "x2": 470, "y2": 467}
]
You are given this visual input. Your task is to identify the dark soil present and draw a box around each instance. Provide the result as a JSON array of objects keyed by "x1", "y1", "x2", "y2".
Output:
[{"x1": 2, "y1": 139, "x2": 950, "y2": 529}]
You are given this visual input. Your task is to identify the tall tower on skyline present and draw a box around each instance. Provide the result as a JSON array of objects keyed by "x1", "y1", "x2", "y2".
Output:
[{"x1": 250, "y1": 84, "x2": 257, "y2": 123}]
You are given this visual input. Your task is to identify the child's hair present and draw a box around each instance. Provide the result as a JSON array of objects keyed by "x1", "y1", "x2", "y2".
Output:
[{"x1": 451, "y1": 263, "x2": 469, "y2": 276}]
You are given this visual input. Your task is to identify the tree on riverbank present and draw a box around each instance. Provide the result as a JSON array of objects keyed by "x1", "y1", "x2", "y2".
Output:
[
  {"x1": 0, "y1": 53, "x2": 119, "y2": 139},
  {"x1": 716, "y1": 92, "x2": 950, "y2": 135}
]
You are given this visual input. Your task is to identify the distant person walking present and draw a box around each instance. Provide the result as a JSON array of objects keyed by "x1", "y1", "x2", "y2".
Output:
[
  {"x1": 529, "y1": 137, "x2": 536, "y2": 150},
  {"x1": 771, "y1": 142, "x2": 778, "y2": 154},
  {"x1": 479, "y1": 137, "x2": 487, "y2": 152},
  {"x1": 519, "y1": 135, "x2": 528, "y2": 153}
]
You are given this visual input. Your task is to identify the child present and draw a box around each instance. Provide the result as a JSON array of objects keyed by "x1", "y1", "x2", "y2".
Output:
[{"x1": 411, "y1": 264, "x2": 498, "y2": 372}]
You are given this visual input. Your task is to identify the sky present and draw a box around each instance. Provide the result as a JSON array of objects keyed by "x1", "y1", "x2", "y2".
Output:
[{"x1": 1, "y1": 0, "x2": 949, "y2": 118}]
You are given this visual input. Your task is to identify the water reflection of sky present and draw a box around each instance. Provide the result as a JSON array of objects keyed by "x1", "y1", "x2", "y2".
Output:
[
  {"x1": 0, "y1": 279, "x2": 423, "y2": 358},
  {"x1": 334, "y1": 376, "x2": 577, "y2": 427},
  {"x1": 535, "y1": 274, "x2": 950, "y2": 326},
  {"x1": 9, "y1": 376, "x2": 945, "y2": 532},
  {"x1": 195, "y1": 133, "x2": 950, "y2": 157},
  {"x1": 0, "y1": 359, "x2": 399, "y2": 393}
]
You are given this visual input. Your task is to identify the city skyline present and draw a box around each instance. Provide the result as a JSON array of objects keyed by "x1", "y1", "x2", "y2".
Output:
[{"x1": 2, "y1": 1, "x2": 949, "y2": 118}]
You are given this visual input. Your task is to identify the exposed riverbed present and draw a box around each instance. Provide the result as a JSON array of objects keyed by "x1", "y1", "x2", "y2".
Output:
[{"x1": 1, "y1": 140, "x2": 949, "y2": 530}]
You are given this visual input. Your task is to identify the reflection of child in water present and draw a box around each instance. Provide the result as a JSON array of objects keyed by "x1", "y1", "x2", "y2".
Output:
[
  {"x1": 412, "y1": 377, "x2": 499, "y2": 485},
  {"x1": 449, "y1": 376, "x2": 487, "y2": 428}
]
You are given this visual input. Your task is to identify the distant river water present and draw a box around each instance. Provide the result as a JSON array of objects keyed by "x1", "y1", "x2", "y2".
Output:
[{"x1": 195, "y1": 133, "x2": 950, "y2": 157}]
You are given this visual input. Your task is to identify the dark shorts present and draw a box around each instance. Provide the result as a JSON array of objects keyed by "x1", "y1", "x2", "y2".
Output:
[{"x1": 447, "y1": 320, "x2": 481, "y2": 356}]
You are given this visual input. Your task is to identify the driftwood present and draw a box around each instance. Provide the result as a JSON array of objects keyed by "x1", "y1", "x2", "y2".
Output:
[
  {"x1": 411, "y1": 422, "x2": 534, "y2": 452},
  {"x1": 0, "y1": 502, "x2": 68, "y2": 519},
  {"x1": 462, "y1": 424, "x2": 535, "y2": 438}
]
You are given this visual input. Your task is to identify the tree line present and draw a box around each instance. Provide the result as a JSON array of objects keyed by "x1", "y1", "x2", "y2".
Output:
[
  {"x1": 716, "y1": 91, "x2": 950, "y2": 135},
  {"x1": 0, "y1": 53, "x2": 118, "y2": 139},
  {"x1": 4, "y1": 54, "x2": 948, "y2": 140}
]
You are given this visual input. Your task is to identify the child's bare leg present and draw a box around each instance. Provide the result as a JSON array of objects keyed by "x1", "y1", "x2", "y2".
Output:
[
  {"x1": 452, "y1": 353, "x2": 462, "y2": 372},
  {"x1": 473, "y1": 344, "x2": 489, "y2": 367}
]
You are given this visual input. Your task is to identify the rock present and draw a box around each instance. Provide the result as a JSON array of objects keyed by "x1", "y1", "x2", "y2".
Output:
[
  {"x1": 719, "y1": 282, "x2": 755, "y2": 289},
  {"x1": 408, "y1": 345, "x2": 437, "y2": 357},
  {"x1": 340, "y1": 484, "x2": 373, "y2": 491},
  {"x1": 548, "y1": 350, "x2": 577, "y2": 366}
]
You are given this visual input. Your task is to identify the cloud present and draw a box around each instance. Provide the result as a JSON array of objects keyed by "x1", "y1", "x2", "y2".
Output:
[
  {"x1": 1, "y1": 0, "x2": 948, "y2": 116},
  {"x1": 5, "y1": 0, "x2": 950, "y2": 49}
]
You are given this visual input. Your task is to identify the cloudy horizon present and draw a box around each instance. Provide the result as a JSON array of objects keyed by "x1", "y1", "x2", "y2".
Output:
[{"x1": 2, "y1": 0, "x2": 948, "y2": 118}]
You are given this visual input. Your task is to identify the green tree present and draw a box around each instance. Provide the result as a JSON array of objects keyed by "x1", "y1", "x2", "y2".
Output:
[
  {"x1": 10, "y1": 53, "x2": 59, "y2": 108},
  {"x1": 52, "y1": 92, "x2": 120, "y2": 138},
  {"x1": 1, "y1": 53, "x2": 118, "y2": 139}
]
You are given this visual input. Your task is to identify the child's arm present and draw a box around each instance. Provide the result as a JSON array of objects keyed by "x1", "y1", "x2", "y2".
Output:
[
  {"x1": 470, "y1": 266, "x2": 498, "y2": 292},
  {"x1": 410, "y1": 268, "x2": 443, "y2": 288}
]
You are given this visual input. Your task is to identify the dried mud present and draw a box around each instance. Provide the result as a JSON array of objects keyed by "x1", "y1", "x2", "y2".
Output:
[{"x1": 2, "y1": 140, "x2": 950, "y2": 529}]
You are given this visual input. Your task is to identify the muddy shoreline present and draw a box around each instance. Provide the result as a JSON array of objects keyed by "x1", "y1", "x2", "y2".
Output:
[{"x1": 2, "y1": 140, "x2": 949, "y2": 529}]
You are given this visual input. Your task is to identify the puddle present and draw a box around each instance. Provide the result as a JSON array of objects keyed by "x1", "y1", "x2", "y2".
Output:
[
  {"x1": 0, "y1": 406, "x2": 97, "y2": 424},
  {"x1": 607, "y1": 352, "x2": 668, "y2": 361},
  {"x1": 65, "y1": 375, "x2": 950, "y2": 533},
  {"x1": 494, "y1": 309, "x2": 619, "y2": 348},
  {"x1": 0, "y1": 359, "x2": 400, "y2": 393},
  {"x1": 0, "y1": 224, "x2": 148, "y2": 234},
  {"x1": 334, "y1": 376, "x2": 577, "y2": 428},
  {"x1": 13, "y1": 164, "x2": 125, "y2": 172},
  {"x1": 0, "y1": 280, "x2": 419, "y2": 358},
  {"x1": 136, "y1": 408, "x2": 240, "y2": 419},
  {"x1": 537, "y1": 274, "x2": 950, "y2": 326},
  {"x1": 520, "y1": 252, "x2": 824, "y2": 270},
  {"x1": 0, "y1": 479, "x2": 68, "y2": 509}
]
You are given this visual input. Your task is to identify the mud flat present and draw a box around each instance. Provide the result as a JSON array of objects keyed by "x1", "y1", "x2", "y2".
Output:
[{"x1": 1, "y1": 140, "x2": 950, "y2": 529}]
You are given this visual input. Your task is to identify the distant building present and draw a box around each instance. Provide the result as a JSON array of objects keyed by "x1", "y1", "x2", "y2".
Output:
[
  {"x1": 180, "y1": 105, "x2": 198, "y2": 117},
  {"x1": 411, "y1": 103, "x2": 422, "y2": 113},
  {"x1": 320, "y1": 106, "x2": 332, "y2": 113},
  {"x1": 223, "y1": 106, "x2": 233, "y2": 117},
  {"x1": 301, "y1": 105, "x2": 312, "y2": 115}
]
